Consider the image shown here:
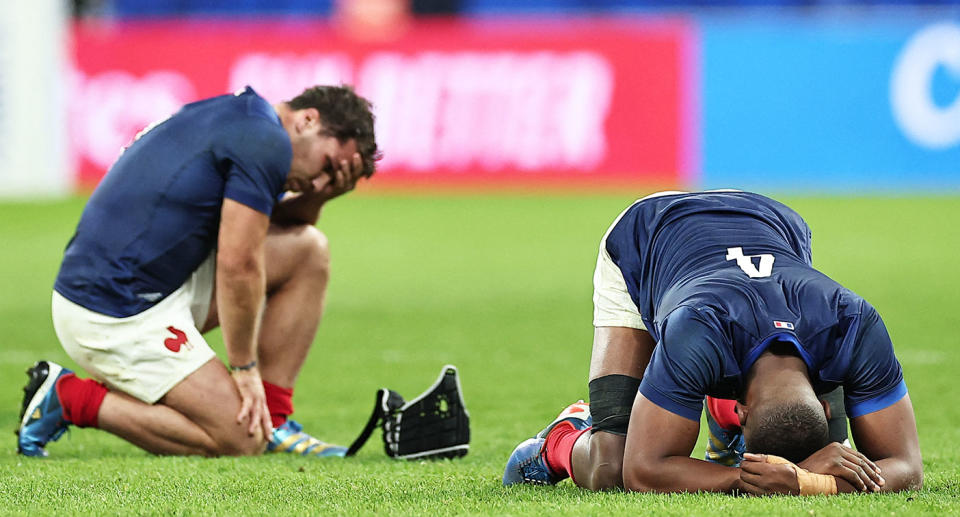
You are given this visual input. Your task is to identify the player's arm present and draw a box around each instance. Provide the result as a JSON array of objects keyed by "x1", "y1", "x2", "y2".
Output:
[
  {"x1": 848, "y1": 395, "x2": 923, "y2": 491},
  {"x1": 739, "y1": 397, "x2": 920, "y2": 495},
  {"x1": 271, "y1": 152, "x2": 364, "y2": 226},
  {"x1": 270, "y1": 192, "x2": 325, "y2": 226},
  {"x1": 841, "y1": 303, "x2": 922, "y2": 491},
  {"x1": 217, "y1": 198, "x2": 272, "y2": 437},
  {"x1": 622, "y1": 393, "x2": 742, "y2": 493},
  {"x1": 740, "y1": 445, "x2": 883, "y2": 495}
]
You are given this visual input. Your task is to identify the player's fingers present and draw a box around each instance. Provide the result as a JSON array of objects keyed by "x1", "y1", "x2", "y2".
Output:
[
  {"x1": 313, "y1": 170, "x2": 333, "y2": 189},
  {"x1": 743, "y1": 452, "x2": 768, "y2": 463},
  {"x1": 739, "y1": 460, "x2": 771, "y2": 475},
  {"x1": 237, "y1": 396, "x2": 252, "y2": 425},
  {"x1": 842, "y1": 449, "x2": 884, "y2": 483},
  {"x1": 351, "y1": 153, "x2": 363, "y2": 177},
  {"x1": 839, "y1": 448, "x2": 883, "y2": 487},
  {"x1": 260, "y1": 400, "x2": 273, "y2": 438},
  {"x1": 311, "y1": 175, "x2": 331, "y2": 193},
  {"x1": 247, "y1": 405, "x2": 260, "y2": 436},
  {"x1": 835, "y1": 461, "x2": 869, "y2": 492},
  {"x1": 845, "y1": 459, "x2": 882, "y2": 492},
  {"x1": 340, "y1": 159, "x2": 356, "y2": 189},
  {"x1": 738, "y1": 471, "x2": 768, "y2": 496},
  {"x1": 245, "y1": 394, "x2": 263, "y2": 435},
  {"x1": 738, "y1": 481, "x2": 766, "y2": 497}
]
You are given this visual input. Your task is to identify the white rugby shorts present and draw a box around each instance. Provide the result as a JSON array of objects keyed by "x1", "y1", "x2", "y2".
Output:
[
  {"x1": 592, "y1": 191, "x2": 741, "y2": 329},
  {"x1": 591, "y1": 193, "x2": 690, "y2": 330},
  {"x1": 52, "y1": 253, "x2": 217, "y2": 403}
]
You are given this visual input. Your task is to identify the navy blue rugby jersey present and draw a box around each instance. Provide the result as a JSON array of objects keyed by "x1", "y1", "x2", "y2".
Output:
[
  {"x1": 54, "y1": 87, "x2": 291, "y2": 317},
  {"x1": 603, "y1": 191, "x2": 906, "y2": 421}
]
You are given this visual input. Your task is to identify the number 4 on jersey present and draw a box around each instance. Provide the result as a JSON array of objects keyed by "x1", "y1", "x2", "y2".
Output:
[{"x1": 726, "y1": 247, "x2": 774, "y2": 278}]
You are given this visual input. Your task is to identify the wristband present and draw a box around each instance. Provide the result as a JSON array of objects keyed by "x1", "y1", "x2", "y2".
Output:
[
  {"x1": 229, "y1": 360, "x2": 258, "y2": 372},
  {"x1": 795, "y1": 468, "x2": 839, "y2": 495},
  {"x1": 764, "y1": 455, "x2": 839, "y2": 495}
]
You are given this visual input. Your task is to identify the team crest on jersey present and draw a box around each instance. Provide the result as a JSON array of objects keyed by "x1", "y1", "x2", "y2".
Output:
[{"x1": 773, "y1": 320, "x2": 795, "y2": 330}]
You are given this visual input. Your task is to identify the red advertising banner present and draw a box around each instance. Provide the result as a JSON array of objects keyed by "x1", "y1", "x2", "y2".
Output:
[{"x1": 70, "y1": 18, "x2": 695, "y2": 190}]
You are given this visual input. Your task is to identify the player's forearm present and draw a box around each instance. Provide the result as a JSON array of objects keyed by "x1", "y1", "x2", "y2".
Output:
[
  {"x1": 271, "y1": 192, "x2": 324, "y2": 226},
  {"x1": 216, "y1": 264, "x2": 265, "y2": 366},
  {"x1": 817, "y1": 458, "x2": 920, "y2": 494},
  {"x1": 623, "y1": 455, "x2": 741, "y2": 493}
]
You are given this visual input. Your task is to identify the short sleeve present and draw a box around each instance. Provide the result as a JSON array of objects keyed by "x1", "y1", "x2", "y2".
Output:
[
  {"x1": 220, "y1": 120, "x2": 292, "y2": 216},
  {"x1": 638, "y1": 306, "x2": 725, "y2": 421},
  {"x1": 843, "y1": 303, "x2": 907, "y2": 418},
  {"x1": 797, "y1": 222, "x2": 813, "y2": 266}
]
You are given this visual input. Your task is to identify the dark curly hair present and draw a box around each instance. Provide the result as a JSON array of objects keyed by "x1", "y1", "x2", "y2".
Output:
[
  {"x1": 745, "y1": 400, "x2": 830, "y2": 464},
  {"x1": 286, "y1": 85, "x2": 382, "y2": 177}
]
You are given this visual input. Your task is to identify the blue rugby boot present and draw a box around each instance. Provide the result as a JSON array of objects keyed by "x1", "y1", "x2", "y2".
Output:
[
  {"x1": 503, "y1": 401, "x2": 592, "y2": 486},
  {"x1": 536, "y1": 400, "x2": 591, "y2": 439},
  {"x1": 17, "y1": 361, "x2": 73, "y2": 457},
  {"x1": 704, "y1": 400, "x2": 745, "y2": 467},
  {"x1": 268, "y1": 420, "x2": 348, "y2": 458}
]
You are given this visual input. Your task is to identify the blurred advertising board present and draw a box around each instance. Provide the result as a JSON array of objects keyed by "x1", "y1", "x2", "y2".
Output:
[
  {"x1": 702, "y1": 19, "x2": 960, "y2": 192},
  {"x1": 70, "y1": 19, "x2": 696, "y2": 190}
]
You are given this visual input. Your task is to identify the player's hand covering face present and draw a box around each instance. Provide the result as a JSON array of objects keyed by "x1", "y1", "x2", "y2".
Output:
[
  {"x1": 284, "y1": 104, "x2": 366, "y2": 197},
  {"x1": 284, "y1": 130, "x2": 362, "y2": 195},
  {"x1": 310, "y1": 150, "x2": 365, "y2": 201}
]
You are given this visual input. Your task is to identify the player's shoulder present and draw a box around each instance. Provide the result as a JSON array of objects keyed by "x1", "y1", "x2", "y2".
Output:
[
  {"x1": 211, "y1": 88, "x2": 291, "y2": 162},
  {"x1": 658, "y1": 304, "x2": 728, "y2": 349},
  {"x1": 217, "y1": 87, "x2": 284, "y2": 133},
  {"x1": 838, "y1": 289, "x2": 884, "y2": 334}
]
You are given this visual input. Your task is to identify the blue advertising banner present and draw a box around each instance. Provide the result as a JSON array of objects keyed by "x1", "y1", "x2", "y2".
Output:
[{"x1": 702, "y1": 17, "x2": 960, "y2": 191}]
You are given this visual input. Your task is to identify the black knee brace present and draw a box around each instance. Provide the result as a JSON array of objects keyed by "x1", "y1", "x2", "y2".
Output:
[{"x1": 588, "y1": 374, "x2": 642, "y2": 436}]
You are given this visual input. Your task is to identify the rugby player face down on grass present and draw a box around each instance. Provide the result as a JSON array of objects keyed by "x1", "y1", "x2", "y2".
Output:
[
  {"x1": 18, "y1": 85, "x2": 380, "y2": 458},
  {"x1": 503, "y1": 191, "x2": 922, "y2": 495}
]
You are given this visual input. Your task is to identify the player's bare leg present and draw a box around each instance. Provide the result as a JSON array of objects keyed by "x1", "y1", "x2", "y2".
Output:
[
  {"x1": 570, "y1": 327, "x2": 654, "y2": 490},
  {"x1": 569, "y1": 430, "x2": 628, "y2": 490},
  {"x1": 18, "y1": 358, "x2": 265, "y2": 457},
  {"x1": 99, "y1": 359, "x2": 265, "y2": 455},
  {"x1": 503, "y1": 327, "x2": 654, "y2": 488},
  {"x1": 202, "y1": 222, "x2": 344, "y2": 456},
  {"x1": 202, "y1": 223, "x2": 329, "y2": 387},
  {"x1": 20, "y1": 225, "x2": 332, "y2": 458}
]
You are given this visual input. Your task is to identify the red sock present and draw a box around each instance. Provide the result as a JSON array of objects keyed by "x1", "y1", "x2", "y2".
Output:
[
  {"x1": 55, "y1": 373, "x2": 107, "y2": 428},
  {"x1": 263, "y1": 381, "x2": 293, "y2": 428},
  {"x1": 544, "y1": 421, "x2": 591, "y2": 483}
]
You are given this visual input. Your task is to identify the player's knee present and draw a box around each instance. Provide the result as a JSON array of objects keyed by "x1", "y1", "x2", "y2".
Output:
[
  {"x1": 297, "y1": 226, "x2": 330, "y2": 279},
  {"x1": 210, "y1": 429, "x2": 267, "y2": 457},
  {"x1": 207, "y1": 422, "x2": 267, "y2": 456}
]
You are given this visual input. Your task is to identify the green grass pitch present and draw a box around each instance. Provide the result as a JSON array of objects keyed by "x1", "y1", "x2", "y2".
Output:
[{"x1": 0, "y1": 193, "x2": 958, "y2": 515}]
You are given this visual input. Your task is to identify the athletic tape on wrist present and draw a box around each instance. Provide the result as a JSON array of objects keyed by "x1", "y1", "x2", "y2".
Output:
[{"x1": 764, "y1": 455, "x2": 838, "y2": 495}]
